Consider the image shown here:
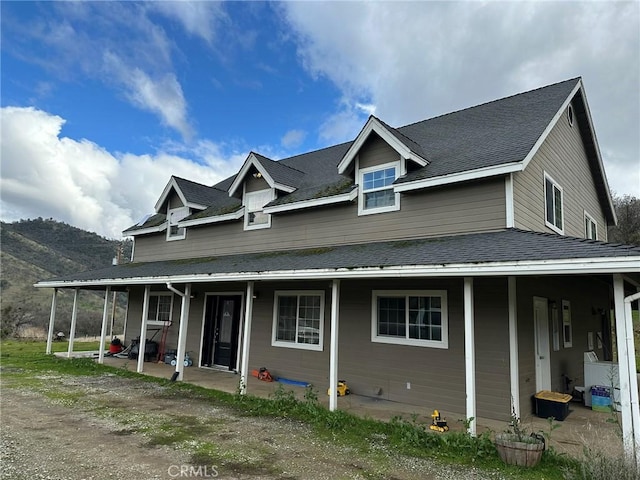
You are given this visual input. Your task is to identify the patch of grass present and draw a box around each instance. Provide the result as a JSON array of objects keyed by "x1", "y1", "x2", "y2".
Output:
[{"x1": 1, "y1": 340, "x2": 583, "y2": 479}]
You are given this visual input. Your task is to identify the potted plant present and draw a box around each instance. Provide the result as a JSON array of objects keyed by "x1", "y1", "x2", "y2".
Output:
[{"x1": 494, "y1": 411, "x2": 545, "y2": 467}]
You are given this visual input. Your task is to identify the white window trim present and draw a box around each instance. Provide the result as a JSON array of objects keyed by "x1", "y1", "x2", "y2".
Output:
[
  {"x1": 584, "y1": 210, "x2": 598, "y2": 240},
  {"x1": 166, "y1": 206, "x2": 189, "y2": 241},
  {"x1": 243, "y1": 187, "x2": 274, "y2": 231},
  {"x1": 272, "y1": 290, "x2": 325, "y2": 351},
  {"x1": 544, "y1": 172, "x2": 564, "y2": 234},
  {"x1": 358, "y1": 160, "x2": 401, "y2": 216},
  {"x1": 562, "y1": 299, "x2": 573, "y2": 348},
  {"x1": 371, "y1": 289, "x2": 448, "y2": 349},
  {"x1": 146, "y1": 292, "x2": 174, "y2": 327}
]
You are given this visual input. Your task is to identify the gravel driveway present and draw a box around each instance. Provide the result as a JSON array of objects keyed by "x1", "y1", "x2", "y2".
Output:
[{"x1": 0, "y1": 370, "x2": 504, "y2": 480}]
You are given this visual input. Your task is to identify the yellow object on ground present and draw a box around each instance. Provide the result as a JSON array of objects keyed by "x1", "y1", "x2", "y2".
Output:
[{"x1": 327, "y1": 380, "x2": 350, "y2": 396}]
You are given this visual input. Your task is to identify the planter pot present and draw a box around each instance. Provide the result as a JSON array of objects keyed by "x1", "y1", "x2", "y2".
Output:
[{"x1": 495, "y1": 433, "x2": 544, "y2": 467}]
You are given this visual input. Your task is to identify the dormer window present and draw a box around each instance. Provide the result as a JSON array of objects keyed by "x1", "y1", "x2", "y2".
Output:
[
  {"x1": 244, "y1": 188, "x2": 274, "y2": 230},
  {"x1": 167, "y1": 206, "x2": 189, "y2": 240},
  {"x1": 358, "y1": 161, "x2": 401, "y2": 215}
]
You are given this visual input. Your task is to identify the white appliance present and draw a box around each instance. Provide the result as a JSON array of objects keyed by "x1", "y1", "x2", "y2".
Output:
[{"x1": 584, "y1": 351, "x2": 620, "y2": 410}]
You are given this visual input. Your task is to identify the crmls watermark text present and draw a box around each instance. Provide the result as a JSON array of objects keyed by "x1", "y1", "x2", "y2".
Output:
[{"x1": 168, "y1": 465, "x2": 219, "y2": 478}]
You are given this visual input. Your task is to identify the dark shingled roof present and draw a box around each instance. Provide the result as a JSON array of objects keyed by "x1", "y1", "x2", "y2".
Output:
[
  {"x1": 123, "y1": 213, "x2": 166, "y2": 234},
  {"x1": 251, "y1": 153, "x2": 306, "y2": 189},
  {"x1": 173, "y1": 176, "x2": 224, "y2": 206},
  {"x1": 39, "y1": 229, "x2": 640, "y2": 285}
]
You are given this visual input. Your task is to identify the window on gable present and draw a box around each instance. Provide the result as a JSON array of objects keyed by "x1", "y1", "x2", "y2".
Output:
[
  {"x1": 244, "y1": 188, "x2": 273, "y2": 230},
  {"x1": 544, "y1": 173, "x2": 564, "y2": 234},
  {"x1": 147, "y1": 293, "x2": 173, "y2": 326},
  {"x1": 167, "y1": 207, "x2": 189, "y2": 240},
  {"x1": 359, "y1": 161, "x2": 400, "y2": 215},
  {"x1": 272, "y1": 291, "x2": 324, "y2": 351},
  {"x1": 584, "y1": 212, "x2": 597, "y2": 240},
  {"x1": 372, "y1": 290, "x2": 448, "y2": 349}
]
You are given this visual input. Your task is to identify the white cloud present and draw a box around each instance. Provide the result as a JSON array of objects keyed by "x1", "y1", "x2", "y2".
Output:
[
  {"x1": 281, "y1": 129, "x2": 307, "y2": 149},
  {"x1": 149, "y1": 1, "x2": 227, "y2": 45},
  {"x1": 0, "y1": 107, "x2": 242, "y2": 238},
  {"x1": 281, "y1": 2, "x2": 640, "y2": 196}
]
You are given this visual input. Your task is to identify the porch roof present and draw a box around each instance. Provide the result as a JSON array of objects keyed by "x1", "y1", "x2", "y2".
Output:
[{"x1": 36, "y1": 229, "x2": 640, "y2": 288}]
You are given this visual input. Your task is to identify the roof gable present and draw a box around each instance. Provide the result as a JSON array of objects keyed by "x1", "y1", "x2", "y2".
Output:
[
  {"x1": 337, "y1": 116, "x2": 429, "y2": 174},
  {"x1": 228, "y1": 152, "x2": 305, "y2": 197},
  {"x1": 154, "y1": 176, "x2": 221, "y2": 212}
]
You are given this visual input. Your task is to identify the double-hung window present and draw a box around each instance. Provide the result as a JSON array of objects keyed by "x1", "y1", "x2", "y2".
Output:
[
  {"x1": 372, "y1": 290, "x2": 448, "y2": 349},
  {"x1": 359, "y1": 161, "x2": 400, "y2": 215},
  {"x1": 584, "y1": 212, "x2": 597, "y2": 240},
  {"x1": 272, "y1": 291, "x2": 324, "y2": 351},
  {"x1": 167, "y1": 206, "x2": 189, "y2": 240},
  {"x1": 244, "y1": 188, "x2": 273, "y2": 230},
  {"x1": 147, "y1": 293, "x2": 173, "y2": 326},
  {"x1": 544, "y1": 173, "x2": 564, "y2": 234}
]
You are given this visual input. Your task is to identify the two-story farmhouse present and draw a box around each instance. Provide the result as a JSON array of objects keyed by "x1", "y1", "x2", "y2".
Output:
[{"x1": 38, "y1": 78, "x2": 640, "y2": 440}]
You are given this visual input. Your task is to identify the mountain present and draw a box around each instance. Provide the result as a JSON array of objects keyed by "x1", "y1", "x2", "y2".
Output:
[{"x1": 0, "y1": 218, "x2": 131, "y2": 338}]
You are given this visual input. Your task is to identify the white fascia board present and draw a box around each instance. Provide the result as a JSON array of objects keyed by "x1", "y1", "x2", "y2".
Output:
[
  {"x1": 122, "y1": 223, "x2": 168, "y2": 237},
  {"x1": 337, "y1": 117, "x2": 428, "y2": 174},
  {"x1": 179, "y1": 208, "x2": 245, "y2": 227},
  {"x1": 395, "y1": 162, "x2": 523, "y2": 193},
  {"x1": 154, "y1": 177, "x2": 188, "y2": 213},
  {"x1": 521, "y1": 81, "x2": 582, "y2": 171},
  {"x1": 263, "y1": 188, "x2": 358, "y2": 214},
  {"x1": 272, "y1": 182, "x2": 296, "y2": 194},
  {"x1": 34, "y1": 255, "x2": 640, "y2": 289}
]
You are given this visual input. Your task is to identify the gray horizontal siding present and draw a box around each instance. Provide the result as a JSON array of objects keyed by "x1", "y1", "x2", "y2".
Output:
[
  {"x1": 134, "y1": 178, "x2": 506, "y2": 262},
  {"x1": 513, "y1": 104, "x2": 607, "y2": 239}
]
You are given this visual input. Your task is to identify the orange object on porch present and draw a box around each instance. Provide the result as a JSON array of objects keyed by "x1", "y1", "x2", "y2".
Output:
[{"x1": 251, "y1": 367, "x2": 273, "y2": 382}]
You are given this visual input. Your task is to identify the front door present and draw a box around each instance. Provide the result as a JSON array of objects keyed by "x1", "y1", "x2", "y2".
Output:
[
  {"x1": 533, "y1": 296, "x2": 551, "y2": 392},
  {"x1": 201, "y1": 295, "x2": 242, "y2": 370}
]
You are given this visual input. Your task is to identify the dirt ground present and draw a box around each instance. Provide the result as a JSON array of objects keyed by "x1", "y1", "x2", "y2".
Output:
[{"x1": 0, "y1": 371, "x2": 506, "y2": 480}]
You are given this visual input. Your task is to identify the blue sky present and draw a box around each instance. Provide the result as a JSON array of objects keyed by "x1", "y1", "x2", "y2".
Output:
[{"x1": 1, "y1": 1, "x2": 639, "y2": 238}]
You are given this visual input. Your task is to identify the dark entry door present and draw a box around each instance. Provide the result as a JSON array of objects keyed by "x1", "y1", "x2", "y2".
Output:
[{"x1": 201, "y1": 295, "x2": 242, "y2": 370}]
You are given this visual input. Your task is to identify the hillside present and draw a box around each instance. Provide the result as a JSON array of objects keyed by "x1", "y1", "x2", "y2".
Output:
[{"x1": 0, "y1": 218, "x2": 132, "y2": 338}]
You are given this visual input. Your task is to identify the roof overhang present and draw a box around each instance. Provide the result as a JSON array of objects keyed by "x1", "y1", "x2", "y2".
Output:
[
  {"x1": 154, "y1": 177, "x2": 207, "y2": 212},
  {"x1": 122, "y1": 223, "x2": 167, "y2": 237},
  {"x1": 228, "y1": 153, "x2": 296, "y2": 197},
  {"x1": 337, "y1": 116, "x2": 429, "y2": 175},
  {"x1": 35, "y1": 256, "x2": 640, "y2": 289},
  {"x1": 394, "y1": 162, "x2": 523, "y2": 192},
  {"x1": 263, "y1": 188, "x2": 358, "y2": 214},
  {"x1": 179, "y1": 208, "x2": 245, "y2": 227}
]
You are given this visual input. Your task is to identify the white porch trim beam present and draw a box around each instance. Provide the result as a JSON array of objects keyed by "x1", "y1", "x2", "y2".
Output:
[
  {"x1": 168, "y1": 282, "x2": 191, "y2": 381},
  {"x1": 239, "y1": 281, "x2": 254, "y2": 395},
  {"x1": 46, "y1": 289, "x2": 58, "y2": 354},
  {"x1": 508, "y1": 276, "x2": 520, "y2": 417},
  {"x1": 67, "y1": 289, "x2": 79, "y2": 358},
  {"x1": 329, "y1": 279, "x2": 340, "y2": 412},
  {"x1": 464, "y1": 277, "x2": 476, "y2": 436},
  {"x1": 98, "y1": 286, "x2": 111, "y2": 364},
  {"x1": 614, "y1": 274, "x2": 633, "y2": 458},
  {"x1": 137, "y1": 285, "x2": 151, "y2": 373}
]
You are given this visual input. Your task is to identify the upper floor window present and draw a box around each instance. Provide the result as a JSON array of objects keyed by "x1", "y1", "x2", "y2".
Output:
[
  {"x1": 272, "y1": 291, "x2": 324, "y2": 351},
  {"x1": 584, "y1": 212, "x2": 597, "y2": 240},
  {"x1": 358, "y1": 161, "x2": 400, "y2": 215},
  {"x1": 244, "y1": 188, "x2": 273, "y2": 230},
  {"x1": 371, "y1": 290, "x2": 448, "y2": 349},
  {"x1": 167, "y1": 207, "x2": 189, "y2": 240},
  {"x1": 544, "y1": 173, "x2": 564, "y2": 234},
  {"x1": 147, "y1": 293, "x2": 173, "y2": 326}
]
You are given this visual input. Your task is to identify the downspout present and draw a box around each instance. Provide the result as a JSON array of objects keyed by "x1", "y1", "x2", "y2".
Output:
[{"x1": 167, "y1": 282, "x2": 192, "y2": 381}]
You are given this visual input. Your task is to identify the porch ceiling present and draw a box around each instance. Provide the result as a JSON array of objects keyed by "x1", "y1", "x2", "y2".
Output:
[{"x1": 35, "y1": 228, "x2": 640, "y2": 289}]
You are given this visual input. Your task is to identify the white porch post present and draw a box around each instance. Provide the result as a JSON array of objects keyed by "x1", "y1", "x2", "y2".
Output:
[
  {"x1": 464, "y1": 277, "x2": 476, "y2": 436},
  {"x1": 624, "y1": 290, "x2": 640, "y2": 466},
  {"x1": 174, "y1": 284, "x2": 192, "y2": 381},
  {"x1": 46, "y1": 289, "x2": 58, "y2": 354},
  {"x1": 137, "y1": 285, "x2": 151, "y2": 373},
  {"x1": 67, "y1": 289, "x2": 79, "y2": 358},
  {"x1": 239, "y1": 281, "x2": 254, "y2": 395},
  {"x1": 614, "y1": 274, "x2": 633, "y2": 457},
  {"x1": 508, "y1": 276, "x2": 520, "y2": 417},
  {"x1": 98, "y1": 287, "x2": 111, "y2": 364},
  {"x1": 329, "y1": 280, "x2": 340, "y2": 412}
]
